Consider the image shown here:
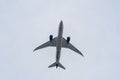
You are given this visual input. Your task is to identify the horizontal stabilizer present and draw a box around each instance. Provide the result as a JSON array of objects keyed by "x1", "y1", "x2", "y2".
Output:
[{"x1": 48, "y1": 62, "x2": 65, "y2": 70}]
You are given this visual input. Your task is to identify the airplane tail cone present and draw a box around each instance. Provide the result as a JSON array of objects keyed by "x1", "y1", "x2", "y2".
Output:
[{"x1": 48, "y1": 62, "x2": 65, "y2": 70}]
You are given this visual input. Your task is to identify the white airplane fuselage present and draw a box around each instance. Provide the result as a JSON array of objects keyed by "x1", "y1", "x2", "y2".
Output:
[{"x1": 56, "y1": 21, "x2": 63, "y2": 63}]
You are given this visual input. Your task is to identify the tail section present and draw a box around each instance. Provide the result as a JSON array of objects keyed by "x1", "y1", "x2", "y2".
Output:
[{"x1": 48, "y1": 62, "x2": 65, "y2": 70}]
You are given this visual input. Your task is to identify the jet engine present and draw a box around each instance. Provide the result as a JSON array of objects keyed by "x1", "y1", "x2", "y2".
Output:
[
  {"x1": 67, "y1": 37, "x2": 70, "y2": 43},
  {"x1": 49, "y1": 35, "x2": 53, "y2": 42}
]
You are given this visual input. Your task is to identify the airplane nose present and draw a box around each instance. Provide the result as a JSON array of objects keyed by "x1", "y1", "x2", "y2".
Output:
[
  {"x1": 60, "y1": 20, "x2": 63, "y2": 24},
  {"x1": 59, "y1": 20, "x2": 63, "y2": 28}
]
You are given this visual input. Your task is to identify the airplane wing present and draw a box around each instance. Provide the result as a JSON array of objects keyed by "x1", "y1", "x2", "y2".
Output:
[
  {"x1": 62, "y1": 38, "x2": 84, "y2": 57},
  {"x1": 33, "y1": 37, "x2": 57, "y2": 51}
]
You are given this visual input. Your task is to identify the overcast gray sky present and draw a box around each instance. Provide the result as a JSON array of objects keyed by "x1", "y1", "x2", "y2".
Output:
[{"x1": 0, "y1": 0, "x2": 120, "y2": 80}]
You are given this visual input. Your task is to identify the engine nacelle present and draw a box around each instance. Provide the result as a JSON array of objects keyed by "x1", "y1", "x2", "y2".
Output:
[
  {"x1": 49, "y1": 35, "x2": 53, "y2": 42},
  {"x1": 67, "y1": 37, "x2": 70, "y2": 44}
]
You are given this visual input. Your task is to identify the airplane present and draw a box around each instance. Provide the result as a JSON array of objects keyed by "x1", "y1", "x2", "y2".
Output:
[{"x1": 33, "y1": 20, "x2": 84, "y2": 69}]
